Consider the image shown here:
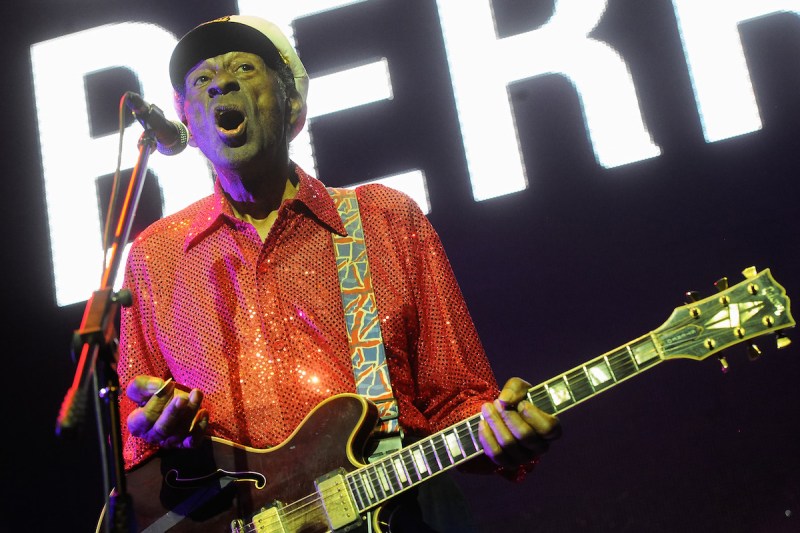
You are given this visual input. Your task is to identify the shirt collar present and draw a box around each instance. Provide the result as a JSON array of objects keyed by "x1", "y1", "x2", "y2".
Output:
[{"x1": 183, "y1": 164, "x2": 347, "y2": 251}]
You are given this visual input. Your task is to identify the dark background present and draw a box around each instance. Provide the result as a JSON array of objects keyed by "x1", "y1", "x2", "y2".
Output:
[{"x1": 5, "y1": 1, "x2": 800, "y2": 531}]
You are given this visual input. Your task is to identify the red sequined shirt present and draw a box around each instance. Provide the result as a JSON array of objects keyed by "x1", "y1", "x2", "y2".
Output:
[{"x1": 118, "y1": 166, "x2": 499, "y2": 469}]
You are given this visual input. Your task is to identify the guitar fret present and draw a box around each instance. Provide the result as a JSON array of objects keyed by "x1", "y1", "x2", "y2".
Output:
[
  {"x1": 367, "y1": 464, "x2": 386, "y2": 500},
  {"x1": 347, "y1": 474, "x2": 367, "y2": 510},
  {"x1": 445, "y1": 429, "x2": 465, "y2": 460},
  {"x1": 383, "y1": 457, "x2": 403, "y2": 492},
  {"x1": 626, "y1": 345, "x2": 640, "y2": 371},
  {"x1": 375, "y1": 463, "x2": 392, "y2": 495},
  {"x1": 455, "y1": 423, "x2": 472, "y2": 455},
  {"x1": 611, "y1": 349, "x2": 637, "y2": 380},
  {"x1": 566, "y1": 369, "x2": 592, "y2": 403},
  {"x1": 585, "y1": 357, "x2": 614, "y2": 392},
  {"x1": 529, "y1": 387, "x2": 556, "y2": 414},
  {"x1": 402, "y1": 450, "x2": 420, "y2": 482},
  {"x1": 581, "y1": 366, "x2": 597, "y2": 393},
  {"x1": 562, "y1": 376, "x2": 576, "y2": 403},
  {"x1": 461, "y1": 419, "x2": 481, "y2": 455},
  {"x1": 544, "y1": 378, "x2": 575, "y2": 411},
  {"x1": 603, "y1": 355, "x2": 618, "y2": 382},
  {"x1": 391, "y1": 455, "x2": 409, "y2": 485},
  {"x1": 411, "y1": 446, "x2": 431, "y2": 477},
  {"x1": 360, "y1": 471, "x2": 376, "y2": 503},
  {"x1": 427, "y1": 438, "x2": 443, "y2": 471},
  {"x1": 439, "y1": 433, "x2": 455, "y2": 465}
]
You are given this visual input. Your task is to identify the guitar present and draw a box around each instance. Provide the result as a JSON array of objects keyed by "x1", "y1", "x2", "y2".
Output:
[{"x1": 113, "y1": 267, "x2": 794, "y2": 532}]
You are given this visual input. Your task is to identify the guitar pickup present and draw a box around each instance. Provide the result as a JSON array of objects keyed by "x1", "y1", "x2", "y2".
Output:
[
  {"x1": 315, "y1": 468, "x2": 362, "y2": 532},
  {"x1": 235, "y1": 502, "x2": 287, "y2": 533}
]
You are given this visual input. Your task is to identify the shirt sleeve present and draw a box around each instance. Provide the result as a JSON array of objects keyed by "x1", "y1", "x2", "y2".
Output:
[
  {"x1": 117, "y1": 238, "x2": 170, "y2": 470},
  {"x1": 358, "y1": 185, "x2": 500, "y2": 433},
  {"x1": 406, "y1": 199, "x2": 500, "y2": 429}
]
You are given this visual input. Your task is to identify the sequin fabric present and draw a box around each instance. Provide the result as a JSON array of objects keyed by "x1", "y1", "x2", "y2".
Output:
[{"x1": 118, "y1": 165, "x2": 500, "y2": 470}]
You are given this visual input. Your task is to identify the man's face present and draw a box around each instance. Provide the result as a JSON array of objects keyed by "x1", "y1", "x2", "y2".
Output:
[{"x1": 181, "y1": 51, "x2": 292, "y2": 175}]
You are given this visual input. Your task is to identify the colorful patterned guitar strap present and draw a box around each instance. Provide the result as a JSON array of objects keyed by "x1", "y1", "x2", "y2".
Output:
[{"x1": 328, "y1": 188, "x2": 403, "y2": 460}]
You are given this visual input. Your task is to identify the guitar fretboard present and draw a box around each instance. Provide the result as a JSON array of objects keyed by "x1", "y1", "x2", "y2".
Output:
[
  {"x1": 346, "y1": 414, "x2": 483, "y2": 511},
  {"x1": 345, "y1": 333, "x2": 664, "y2": 511},
  {"x1": 528, "y1": 333, "x2": 663, "y2": 415}
]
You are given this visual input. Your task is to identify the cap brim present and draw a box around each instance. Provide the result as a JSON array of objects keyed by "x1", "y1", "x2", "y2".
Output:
[{"x1": 169, "y1": 21, "x2": 285, "y2": 92}]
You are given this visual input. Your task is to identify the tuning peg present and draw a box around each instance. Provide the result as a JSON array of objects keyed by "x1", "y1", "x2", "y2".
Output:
[
  {"x1": 714, "y1": 277, "x2": 729, "y2": 292},
  {"x1": 746, "y1": 342, "x2": 762, "y2": 361},
  {"x1": 742, "y1": 266, "x2": 758, "y2": 279},
  {"x1": 717, "y1": 355, "x2": 730, "y2": 373},
  {"x1": 685, "y1": 290, "x2": 700, "y2": 303},
  {"x1": 776, "y1": 332, "x2": 792, "y2": 350}
]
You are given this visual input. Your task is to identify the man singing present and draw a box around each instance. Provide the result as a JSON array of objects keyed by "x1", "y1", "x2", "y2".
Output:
[{"x1": 119, "y1": 15, "x2": 559, "y2": 532}]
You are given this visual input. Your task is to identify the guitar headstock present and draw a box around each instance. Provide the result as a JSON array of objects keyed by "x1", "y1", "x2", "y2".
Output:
[{"x1": 655, "y1": 267, "x2": 794, "y2": 365}]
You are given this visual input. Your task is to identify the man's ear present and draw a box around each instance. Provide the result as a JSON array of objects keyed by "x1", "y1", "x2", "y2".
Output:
[{"x1": 286, "y1": 90, "x2": 306, "y2": 140}]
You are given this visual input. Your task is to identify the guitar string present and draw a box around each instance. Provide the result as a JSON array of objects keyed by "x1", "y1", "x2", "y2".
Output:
[
  {"x1": 240, "y1": 438, "x2": 450, "y2": 531},
  {"x1": 525, "y1": 329, "x2": 737, "y2": 413},
  {"x1": 240, "y1": 421, "x2": 485, "y2": 531},
  {"x1": 272, "y1": 353, "x2": 660, "y2": 532},
  {"x1": 241, "y1": 344, "x2": 679, "y2": 531},
  {"x1": 243, "y1": 357, "x2": 639, "y2": 531},
  {"x1": 242, "y1": 334, "x2": 709, "y2": 530},
  {"x1": 527, "y1": 355, "x2": 642, "y2": 413}
]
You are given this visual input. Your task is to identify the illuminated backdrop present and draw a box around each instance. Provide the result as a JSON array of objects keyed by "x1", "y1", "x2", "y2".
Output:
[{"x1": 7, "y1": 1, "x2": 800, "y2": 531}]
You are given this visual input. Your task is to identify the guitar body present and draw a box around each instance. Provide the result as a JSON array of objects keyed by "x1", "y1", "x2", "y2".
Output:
[{"x1": 123, "y1": 394, "x2": 389, "y2": 532}]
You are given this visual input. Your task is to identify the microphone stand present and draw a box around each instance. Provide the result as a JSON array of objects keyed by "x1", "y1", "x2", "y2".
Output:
[{"x1": 56, "y1": 128, "x2": 157, "y2": 533}]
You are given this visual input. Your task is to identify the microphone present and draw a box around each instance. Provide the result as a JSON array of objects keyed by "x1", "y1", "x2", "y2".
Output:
[{"x1": 125, "y1": 91, "x2": 188, "y2": 156}]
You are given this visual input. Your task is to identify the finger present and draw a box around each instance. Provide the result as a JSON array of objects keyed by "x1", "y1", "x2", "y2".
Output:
[
  {"x1": 492, "y1": 400, "x2": 552, "y2": 459},
  {"x1": 127, "y1": 381, "x2": 176, "y2": 439},
  {"x1": 497, "y1": 377, "x2": 532, "y2": 405},
  {"x1": 140, "y1": 380, "x2": 177, "y2": 418},
  {"x1": 478, "y1": 415, "x2": 509, "y2": 467},
  {"x1": 145, "y1": 388, "x2": 203, "y2": 447},
  {"x1": 516, "y1": 401, "x2": 562, "y2": 441},
  {"x1": 183, "y1": 407, "x2": 210, "y2": 448},
  {"x1": 125, "y1": 375, "x2": 166, "y2": 405},
  {"x1": 480, "y1": 402, "x2": 534, "y2": 467}
]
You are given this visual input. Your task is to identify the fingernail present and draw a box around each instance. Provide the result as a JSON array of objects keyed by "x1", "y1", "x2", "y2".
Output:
[
  {"x1": 154, "y1": 378, "x2": 174, "y2": 398},
  {"x1": 189, "y1": 415, "x2": 209, "y2": 433},
  {"x1": 189, "y1": 389, "x2": 201, "y2": 405},
  {"x1": 146, "y1": 378, "x2": 165, "y2": 393}
]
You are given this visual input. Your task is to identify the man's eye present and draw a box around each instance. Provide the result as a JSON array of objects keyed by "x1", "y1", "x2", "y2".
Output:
[
  {"x1": 237, "y1": 63, "x2": 254, "y2": 72},
  {"x1": 192, "y1": 75, "x2": 210, "y2": 87}
]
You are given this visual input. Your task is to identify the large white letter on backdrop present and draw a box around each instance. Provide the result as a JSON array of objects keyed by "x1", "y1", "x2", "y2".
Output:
[
  {"x1": 237, "y1": 0, "x2": 429, "y2": 213},
  {"x1": 672, "y1": 0, "x2": 800, "y2": 142},
  {"x1": 436, "y1": 0, "x2": 661, "y2": 201},
  {"x1": 31, "y1": 22, "x2": 211, "y2": 306}
]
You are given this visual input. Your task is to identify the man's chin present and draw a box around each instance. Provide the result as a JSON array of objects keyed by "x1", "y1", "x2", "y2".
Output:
[{"x1": 210, "y1": 144, "x2": 257, "y2": 172}]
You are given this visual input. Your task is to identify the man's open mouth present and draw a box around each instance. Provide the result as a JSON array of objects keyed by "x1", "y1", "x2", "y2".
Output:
[{"x1": 215, "y1": 107, "x2": 247, "y2": 140}]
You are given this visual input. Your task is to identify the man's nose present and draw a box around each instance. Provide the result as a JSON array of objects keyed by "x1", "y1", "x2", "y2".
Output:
[{"x1": 208, "y1": 72, "x2": 239, "y2": 97}]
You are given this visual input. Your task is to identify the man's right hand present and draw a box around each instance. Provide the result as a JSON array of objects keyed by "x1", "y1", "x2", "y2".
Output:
[{"x1": 125, "y1": 375, "x2": 208, "y2": 449}]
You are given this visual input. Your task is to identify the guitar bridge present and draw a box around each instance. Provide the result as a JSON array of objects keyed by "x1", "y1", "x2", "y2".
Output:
[
  {"x1": 315, "y1": 468, "x2": 362, "y2": 532},
  {"x1": 232, "y1": 502, "x2": 287, "y2": 533}
]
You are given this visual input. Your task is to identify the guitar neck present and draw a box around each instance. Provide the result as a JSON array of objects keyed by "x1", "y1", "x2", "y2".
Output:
[
  {"x1": 346, "y1": 333, "x2": 665, "y2": 512},
  {"x1": 528, "y1": 331, "x2": 663, "y2": 415}
]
